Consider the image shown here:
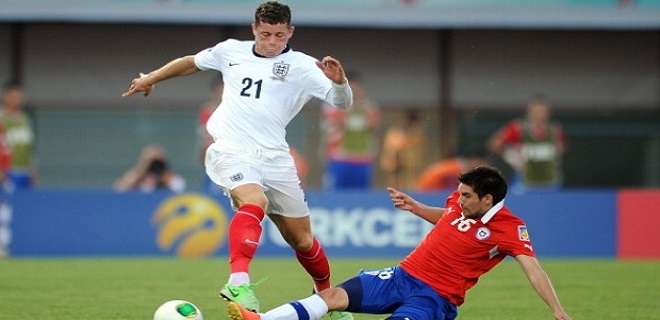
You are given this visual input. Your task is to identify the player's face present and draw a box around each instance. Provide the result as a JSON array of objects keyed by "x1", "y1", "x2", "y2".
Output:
[
  {"x1": 252, "y1": 22, "x2": 294, "y2": 58},
  {"x1": 2, "y1": 88, "x2": 24, "y2": 109},
  {"x1": 527, "y1": 102, "x2": 549, "y2": 124},
  {"x1": 457, "y1": 183, "x2": 492, "y2": 219}
]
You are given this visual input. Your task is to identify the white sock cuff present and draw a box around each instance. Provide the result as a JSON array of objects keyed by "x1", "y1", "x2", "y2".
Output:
[
  {"x1": 228, "y1": 272, "x2": 250, "y2": 286},
  {"x1": 298, "y1": 294, "x2": 329, "y2": 319},
  {"x1": 262, "y1": 294, "x2": 328, "y2": 320}
]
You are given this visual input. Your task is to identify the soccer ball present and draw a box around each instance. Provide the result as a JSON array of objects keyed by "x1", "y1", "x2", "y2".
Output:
[{"x1": 153, "y1": 300, "x2": 204, "y2": 320}]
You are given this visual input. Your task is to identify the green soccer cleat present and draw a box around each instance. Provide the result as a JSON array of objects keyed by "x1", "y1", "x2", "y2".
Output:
[
  {"x1": 220, "y1": 283, "x2": 262, "y2": 313},
  {"x1": 327, "y1": 311, "x2": 355, "y2": 320}
]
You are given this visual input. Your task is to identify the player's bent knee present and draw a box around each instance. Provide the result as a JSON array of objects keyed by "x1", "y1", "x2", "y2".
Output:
[
  {"x1": 336, "y1": 276, "x2": 362, "y2": 312},
  {"x1": 318, "y1": 287, "x2": 350, "y2": 311}
]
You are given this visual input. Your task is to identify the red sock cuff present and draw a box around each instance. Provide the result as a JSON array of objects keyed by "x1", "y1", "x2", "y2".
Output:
[
  {"x1": 237, "y1": 204, "x2": 265, "y2": 221},
  {"x1": 296, "y1": 237, "x2": 321, "y2": 258}
]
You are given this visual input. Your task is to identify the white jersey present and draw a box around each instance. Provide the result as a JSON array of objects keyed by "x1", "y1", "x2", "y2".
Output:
[{"x1": 195, "y1": 39, "x2": 335, "y2": 151}]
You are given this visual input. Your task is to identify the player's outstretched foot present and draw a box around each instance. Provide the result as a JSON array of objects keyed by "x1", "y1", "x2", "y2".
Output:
[
  {"x1": 227, "y1": 301, "x2": 261, "y2": 320},
  {"x1": 327, "y1": 311, "x2": 355, "y2": 320},
  {"x1": 220, "y1": 283, "x2": 261, "y2": 312}
]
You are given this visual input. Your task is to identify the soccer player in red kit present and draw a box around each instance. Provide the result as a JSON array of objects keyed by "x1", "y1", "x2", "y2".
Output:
[{"x1": 227, "y1": 165, "x2": 572, "y2": 320}]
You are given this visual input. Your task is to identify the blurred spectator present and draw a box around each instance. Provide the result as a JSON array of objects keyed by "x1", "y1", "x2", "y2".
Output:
[
  {"x1": 198, "y1": 75, "x2": 223, "y2": 193},
  {"x1": 114, "y1": 145, "x2": 186, "y2": 193},
  {"x1": 0, "y1": 83, "x2": 13, "y2": 259},
  {"x1": 379, "y1": 109, "x2": 426, "y2": 189},
  {"x1": 0, "y1": 197, "x2": 9, "y2": 259},
  {"x1": 0, "y1": 120, "x2": 11, "y2": 259},
  {"x1": 416, "y1": 149, "x2": 488, "y2": 192},
  {"x1": 321, "y1": 71, "x2": 380, "y2": 190},
  {"x1": 0, "y1": 81, "x2": 37, "y2": 190},
  {"x1": 488, "y1": 95, "x2": 566, "y2": 192},
  {"x1": 0, "y1": 127, "x2": 11, "y2": 184},
  {"x1": 0, "y1": 128, "x2": 9, "y2": 259}
]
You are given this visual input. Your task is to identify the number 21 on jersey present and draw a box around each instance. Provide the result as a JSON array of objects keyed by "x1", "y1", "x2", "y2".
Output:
[{"x1": 240, "y1": 77, "x2": 262, "y2": 99}]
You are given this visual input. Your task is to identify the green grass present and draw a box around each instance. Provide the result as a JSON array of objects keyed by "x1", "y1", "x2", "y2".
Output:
[{"x1": 1, "y1": 257, "x2": 659, "y2": 319}]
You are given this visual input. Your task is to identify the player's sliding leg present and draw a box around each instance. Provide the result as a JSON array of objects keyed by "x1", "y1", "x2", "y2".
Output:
[{"x1": 227, "y1": 294, "x2": 329, "y2": 320}]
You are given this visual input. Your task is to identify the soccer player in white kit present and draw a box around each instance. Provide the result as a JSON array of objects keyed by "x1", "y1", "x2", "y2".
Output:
[{"x1": 122, "y1": 2, "x2": 354, "y2": 319}]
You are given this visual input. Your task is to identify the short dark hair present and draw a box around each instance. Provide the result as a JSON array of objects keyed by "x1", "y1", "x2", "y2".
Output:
[
  {"x1": 528, "y1": 94, "x2": 549, "y2": 106},
  {"x1": 458, "y1": 165, "x2": 507, "y2": 204},
  {"x1": 255, "y1": 1, "x2": 291, "y2": 25}
]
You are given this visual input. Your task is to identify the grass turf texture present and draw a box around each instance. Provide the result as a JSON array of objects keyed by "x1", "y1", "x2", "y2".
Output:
[{"x1": 1, "y1": 257, "x2": 658, "y2": 319}]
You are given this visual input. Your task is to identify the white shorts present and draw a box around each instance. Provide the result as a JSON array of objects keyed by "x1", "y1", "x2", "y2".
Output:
[{"x1": 205, "y1": 140, "x2": 309, "y2": 218}]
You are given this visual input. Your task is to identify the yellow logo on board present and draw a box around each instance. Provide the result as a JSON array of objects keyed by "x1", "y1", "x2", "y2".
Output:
[{"x1": 152, "y1": 193, "x2": 227, "y2": 258}]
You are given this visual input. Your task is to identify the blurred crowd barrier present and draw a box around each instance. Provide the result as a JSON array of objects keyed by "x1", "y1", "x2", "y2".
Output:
[
  {"x1": 14, "y1": 188, "x2": 654, "y2": 259},
  {"x1": 33, "y1": 107, "x2": 660, "y2": 189}
]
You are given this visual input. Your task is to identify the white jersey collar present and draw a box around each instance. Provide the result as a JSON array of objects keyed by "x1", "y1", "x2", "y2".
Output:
[{"x1": 480, "y1": 198, "x2": 505, "y2": 224}]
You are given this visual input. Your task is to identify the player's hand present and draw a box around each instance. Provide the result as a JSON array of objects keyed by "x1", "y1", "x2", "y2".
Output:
[
  {"x1": 316, "y1": 56, "x2": 346, "y2": 84},
  {"x1": 122, "y1": 72, "x2": 155, "y2": 97},
  {"x1": 387, "y1": 187, "x2": 416, "y2": 212},
  {"x1": 554, "y1": 310, "x2": 572, "y2": 320}
]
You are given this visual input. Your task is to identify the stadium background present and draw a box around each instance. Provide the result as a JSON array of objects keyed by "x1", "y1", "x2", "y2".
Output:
[{"x1": 0, "y1": 0, "x2": 659, "y2": 259}]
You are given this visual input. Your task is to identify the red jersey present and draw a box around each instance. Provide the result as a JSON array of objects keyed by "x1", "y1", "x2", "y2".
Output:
[
  {"x1": 498, "y1": 119, "x2": 565, "y2": 146},
  {"x1": 399, "y1": 190, "x2": 535, "y2": 306},
  {"x1": 0, "y1": 125, "x2": 10, "y2": 173}
]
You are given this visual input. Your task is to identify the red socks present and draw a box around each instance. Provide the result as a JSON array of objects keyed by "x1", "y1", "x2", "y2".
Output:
[
  {"x1": 229, "y1": 205, "x2": 331, "y2": 291},
  {"x1": 296, "y1": 237, "x2": 331, "y2": 292},
  {"x1": 228, "y1": 204, "x2": 265, "y2": 274}
]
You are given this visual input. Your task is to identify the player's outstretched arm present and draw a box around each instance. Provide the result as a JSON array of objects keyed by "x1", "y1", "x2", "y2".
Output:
[
  {"x1": 387, "y1": 187, "x2": 445, "y2": 224},
  {"x1": 515, "y1": 255, "x2": 572, "y2": 320},
  {"x1": 122, "y1": 55, "x2": 200, "y2": 98}
]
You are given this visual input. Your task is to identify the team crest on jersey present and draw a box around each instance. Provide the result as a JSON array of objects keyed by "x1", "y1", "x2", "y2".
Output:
[
  {"x1": 518, "y1": 225, "x2": 530, "y2": 241},
  {"x1": 475, "y1": 227, "x2": 491, "y2": 240},
  {"x1": 271, "y1": 61, "x2": 289, "y2": 81},
  {"x1": 230, "y1": 172, "x2": 244, "y2": 182}
]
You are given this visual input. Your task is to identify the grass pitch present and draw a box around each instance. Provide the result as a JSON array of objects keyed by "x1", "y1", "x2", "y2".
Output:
[{"x1": 1, "y1": 257, "x2": 658, "y2": 319}]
